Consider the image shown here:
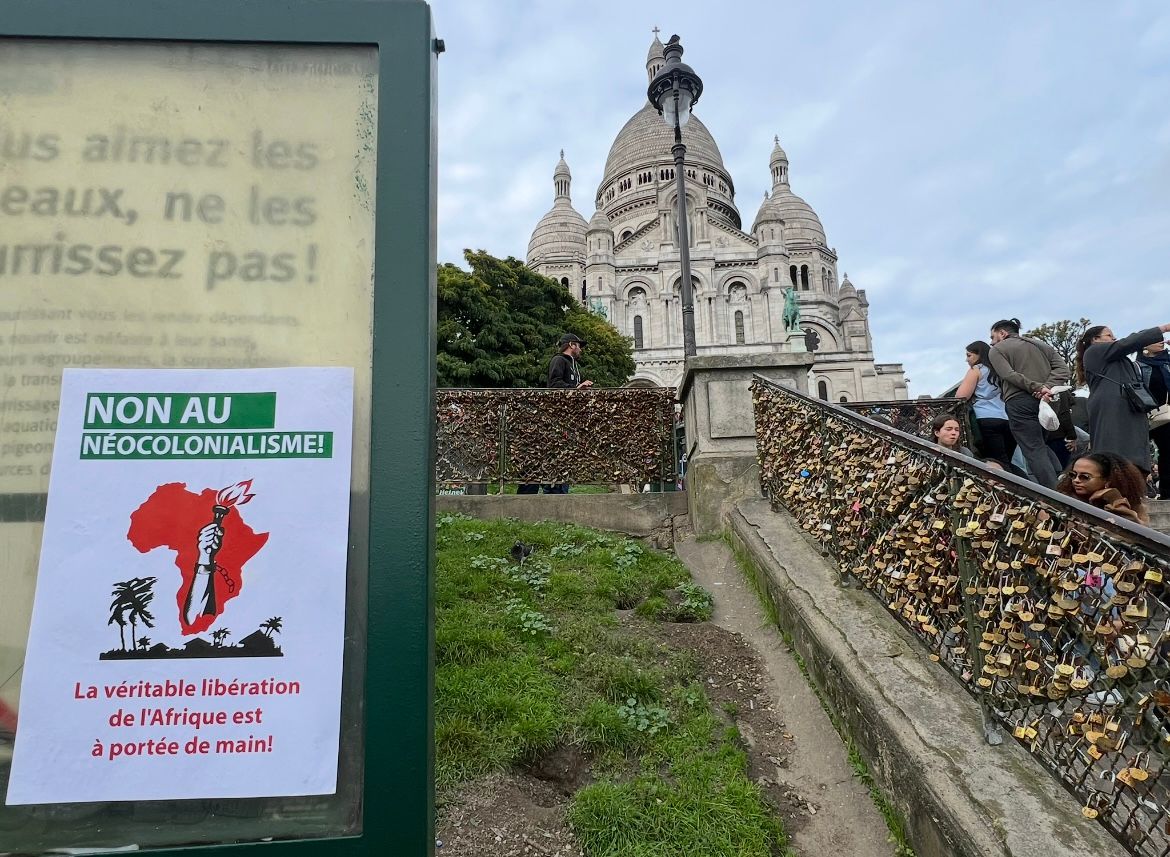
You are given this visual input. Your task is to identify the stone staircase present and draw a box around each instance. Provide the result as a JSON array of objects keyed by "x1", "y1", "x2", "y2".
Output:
[{"x1": 1150, "y1": 499, "x2": 1170, "y2": 534}]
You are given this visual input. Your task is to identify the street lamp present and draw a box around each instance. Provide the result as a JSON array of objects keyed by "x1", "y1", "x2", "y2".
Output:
[{"x1": 647, "y1": 34, "x2": 703, "y2": 359}]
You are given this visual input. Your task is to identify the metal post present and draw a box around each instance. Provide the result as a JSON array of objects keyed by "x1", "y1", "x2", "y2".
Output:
[
  {"x1": 498, "y1": 402, "x2": 507, "y2": 495},
  {"x1": 672, "y1": 92, "x2": 697, "y2": 359}
]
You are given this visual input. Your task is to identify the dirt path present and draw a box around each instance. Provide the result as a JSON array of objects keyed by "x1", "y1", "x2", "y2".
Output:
[{"x1": 675, "y1": 535, "x2": 893, "y2": 857}]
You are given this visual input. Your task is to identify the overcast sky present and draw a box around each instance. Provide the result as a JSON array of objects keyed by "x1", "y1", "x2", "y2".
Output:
[{"x1": 430, "y1": 1, "x2": 1170, "y2": 396}]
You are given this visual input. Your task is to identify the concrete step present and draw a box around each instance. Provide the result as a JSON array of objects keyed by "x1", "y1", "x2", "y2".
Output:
[{"x1": 1149, "y1": 499, "x2": 1170, "y2": 534}]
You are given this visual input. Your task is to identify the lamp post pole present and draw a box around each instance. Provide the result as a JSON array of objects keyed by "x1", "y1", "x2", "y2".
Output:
[
  {"x1": 670, "y1": 83, "x2": 697, "y2": 358},
  {"x1": 648, "y1": 35, "x2": 703, "y2": 359}
]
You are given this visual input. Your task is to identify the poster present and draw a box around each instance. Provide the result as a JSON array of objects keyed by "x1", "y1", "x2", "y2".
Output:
[
  {"x1": 5, "y1": 367, "x2": 354, "y2": 804},
  {"x1": 0, "y1": 40, "x2": 377, "y2": 741},
  {"x1": 0, "y1": 40, "x2": 378, "y2": 496}
]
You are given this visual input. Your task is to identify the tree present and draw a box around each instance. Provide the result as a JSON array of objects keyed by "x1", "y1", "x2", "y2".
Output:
[
  {"x1": 260, "y1": 616, "x2": 283, "y2": 638},
  {"x1": 1025, "y1": 318, "x2": 1091, "y2": 369},
  {"x1": 124, "y1": 577, "x2": 156, "y2": 652},
  {"x1": 137, "y1": 637, "x2": 151, "y2": 651},
  {"x1": 438, "y1": 250, "x2": 635, "y2": 388},
  {"x1": 212, "y1": 629, "x2": 231, "y2": 647},
  {"x1": 108, "y1": 581, "x2": 131, "y2": 651}
]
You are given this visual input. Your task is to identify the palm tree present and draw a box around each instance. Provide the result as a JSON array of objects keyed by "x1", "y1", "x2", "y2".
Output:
[
  {"x1": 137, "y1": 637, "x2": 152, "y2": 651},
  {"x1": 212, "y1": 629, "x2": 231, "y2": 647},
  {"x1": 260, "y1": 616, "x2": 283, "y2": 638},
  {"x1": 108, "y1": 580, "x2": 135, "y2": 650},
  {"x1": 124, "y1": 577, "x2": 157, "y2": 651}
]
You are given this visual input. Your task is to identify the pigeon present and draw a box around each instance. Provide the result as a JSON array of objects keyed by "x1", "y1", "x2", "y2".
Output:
[{"x1": 510, "y1": 540, "x2": 534, "y2": 564}]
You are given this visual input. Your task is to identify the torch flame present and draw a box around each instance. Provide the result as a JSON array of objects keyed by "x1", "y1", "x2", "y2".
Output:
[{"x1": 216, "y1": 480, "x2": 255, "y2": 508}]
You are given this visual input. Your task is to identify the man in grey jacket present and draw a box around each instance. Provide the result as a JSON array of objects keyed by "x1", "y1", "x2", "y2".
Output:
[{"x1": 987, "y1": 318, "x2": 1070, "y2": 489}]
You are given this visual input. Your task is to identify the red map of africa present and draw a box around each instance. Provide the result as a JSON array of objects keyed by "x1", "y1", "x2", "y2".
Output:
[{"x1": 127, "y1": 483, "x2": 269, "y2": 636}]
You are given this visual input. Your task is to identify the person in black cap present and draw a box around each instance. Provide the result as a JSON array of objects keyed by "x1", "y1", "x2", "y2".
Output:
[
  {"x1": 518, "y1": 334, "x2": 593, "y2": 494},
  {"x1": 547, "y1": 333, "x2": 593, "y2": 389}
]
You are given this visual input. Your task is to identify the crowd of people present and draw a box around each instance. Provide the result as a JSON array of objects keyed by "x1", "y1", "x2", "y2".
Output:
[{"x1": 937, "y1": 318, "x2": 1170, "y2": 526}]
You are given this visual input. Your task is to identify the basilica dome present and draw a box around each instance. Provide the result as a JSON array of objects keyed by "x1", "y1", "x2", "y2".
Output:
[
  {"x1": 527, "y1": 153, "x2": 588, "y2": 266},
  {"x1": 753, "y1": 137, "x2": 826, "y2": 245},
  {"x1": 600, "y1": 104, "x2": 728, "y2": 190},
  {"x1": 755, "y1": 188, "x2": 826, "y2": 245}
]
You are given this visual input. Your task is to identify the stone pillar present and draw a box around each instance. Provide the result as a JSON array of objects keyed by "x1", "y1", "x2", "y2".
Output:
[{"x1": 680, "y1": 352, "x2": 816, "y2": 535}]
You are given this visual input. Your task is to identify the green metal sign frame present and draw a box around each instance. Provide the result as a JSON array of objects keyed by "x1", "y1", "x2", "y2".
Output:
[{"x1": 1, "y1": 0, "x2": 437, "y2": 853}]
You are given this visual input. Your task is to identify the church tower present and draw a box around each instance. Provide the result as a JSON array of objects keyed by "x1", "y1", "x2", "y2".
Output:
[
  {"x1": 527, "y1": 151, "x2": 588, "y2": 298},
  {"x1": 525, "y1": 33, "x2": 907, "y2": 400}
]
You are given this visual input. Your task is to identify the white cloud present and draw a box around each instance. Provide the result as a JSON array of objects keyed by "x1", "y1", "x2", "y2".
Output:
[{"x1": 430, "y1": 0, "x2": 1170, "y2": 396}]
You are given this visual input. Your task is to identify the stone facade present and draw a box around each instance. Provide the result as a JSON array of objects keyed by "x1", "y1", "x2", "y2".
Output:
[{"x1": 526, "y1": 35, "x2": 908, "y2": 402}]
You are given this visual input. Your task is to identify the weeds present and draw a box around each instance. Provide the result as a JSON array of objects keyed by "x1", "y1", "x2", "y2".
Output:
[{"x1": 435, "y1": 517, "x2": 788, "y2": 855}]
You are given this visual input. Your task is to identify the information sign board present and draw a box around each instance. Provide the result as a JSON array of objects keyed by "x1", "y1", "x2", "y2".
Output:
[{"x1": 1, "y1": 0, "x2": 437, "y2": 853}]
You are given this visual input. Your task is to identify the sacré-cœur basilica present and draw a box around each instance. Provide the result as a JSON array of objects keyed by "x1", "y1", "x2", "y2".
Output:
[{"x1": 526, "y1": 34, "x2": 908, "y2": 402}]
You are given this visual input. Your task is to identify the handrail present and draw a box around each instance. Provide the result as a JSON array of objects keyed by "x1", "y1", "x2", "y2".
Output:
[
  {"x1": 751, "y1": 374, "x2": 1170, "y2": 857},
  {"x1": 763, "y1": 375, "x2": 1170, "y2": 550}
]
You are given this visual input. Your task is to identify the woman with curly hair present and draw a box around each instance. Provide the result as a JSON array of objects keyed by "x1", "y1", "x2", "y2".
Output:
[
  {"x1": 1056, "y1": 452, "x2": 1150, "y2": 525},
  {"x1": 1075, "y1": 322, "x2": 1170, "y2": 474}
]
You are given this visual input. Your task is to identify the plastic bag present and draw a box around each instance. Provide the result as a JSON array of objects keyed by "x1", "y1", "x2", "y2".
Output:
[{"x1": 1038, "y1": 399, "x2": 1060, "y2": 431}]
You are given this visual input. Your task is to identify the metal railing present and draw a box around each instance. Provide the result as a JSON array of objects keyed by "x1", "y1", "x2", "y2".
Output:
[
  {"x1": 752, "y1": 375, "x2": 1170, "y2": 856},
  {"x1": 843, "y1": 396, "x2": 968, "y2": 440},
  {"x1": 435, "y1": 387, "x2": 678, "y2": 491}
]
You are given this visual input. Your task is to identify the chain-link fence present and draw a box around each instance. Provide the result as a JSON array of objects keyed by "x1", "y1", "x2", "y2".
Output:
[{"x1": 436, "y1": 388, "x2": 678, "y2": 491}]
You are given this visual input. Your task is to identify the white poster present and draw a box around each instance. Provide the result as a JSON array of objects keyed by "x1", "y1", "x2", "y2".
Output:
[{"x1": 5, "y1": 367, "x2": 354, "y2": 805}]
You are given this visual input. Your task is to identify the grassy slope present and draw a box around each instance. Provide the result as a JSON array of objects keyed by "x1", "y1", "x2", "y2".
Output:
[{"x1": 436, "y1": 514, "x2": 788, "y2": 856}]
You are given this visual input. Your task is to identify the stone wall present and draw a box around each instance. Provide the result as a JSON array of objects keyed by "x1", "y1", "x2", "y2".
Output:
[{"x1": 436, "y1": 492, "x2": 689, "y2": 549}]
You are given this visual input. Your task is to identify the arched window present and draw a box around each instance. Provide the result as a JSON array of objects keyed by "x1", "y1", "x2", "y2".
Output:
[
  {"x1": 817, "y1": 380, "x2": 829, "y2": 401},
  {"x1": 734, "y1": 311, "x2": 745, "y2": 344},
  {"x1": 581, "y1": 281, "x2": 587, "y2": 302},
  {"x1": 621, "y1": 230, "x2": 633, "y2": 241},
  {"x1": 800, "y1": 265, "x2": 809, "y2": 290},
  {"x1": 804, "y1": 327, "x2": 821, "y2": 353},
  {"x1": 561, "y1": 277, "x2": 569, "y2": 288},
  {"x1": 839, "y1": 394, "x2": 849, "y2": 403},
  {"x1": 633, "y1": 315, "x2": 644, "y2": 350},
  {"x1": 789, "y1": 265, "x2": 798, "y2": 287}
]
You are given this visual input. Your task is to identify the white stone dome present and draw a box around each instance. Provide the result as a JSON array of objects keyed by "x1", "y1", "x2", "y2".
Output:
[
  {"x1": 599, "y1": 104, "x2": 728, "y2": 193},
  {"x1": 587, "y1": 208, "x2": 612, "y2": 232},
  {"x1": 754, "y1": 138, "x2": 827, "y2": 245},
  {"x1": 527, "y1": 202, "x2": 587, "y2": 265},
  {"x1": 760, "y1": 188, "x2": 826, "y2": 245},
  {"x1": 527, "y1": 152, "x2": 587, "y2": 266}
]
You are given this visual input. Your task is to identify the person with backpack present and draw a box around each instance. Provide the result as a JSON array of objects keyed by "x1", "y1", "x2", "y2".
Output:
[
  {"x1": 987, "y1": 318, "x2": 1070, "y2": 489},
  {"x1": 1075, "y1": 322, "x2": 1170, "y2": 476}
]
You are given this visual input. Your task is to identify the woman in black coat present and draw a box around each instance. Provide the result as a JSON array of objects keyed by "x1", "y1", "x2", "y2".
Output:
[
  {"x1": 1139, "y1": 337, "x2": 1170, "y2": 498},
  {"x1": 1075, "y1": 322, "x2": 1170, "y2": 474}
]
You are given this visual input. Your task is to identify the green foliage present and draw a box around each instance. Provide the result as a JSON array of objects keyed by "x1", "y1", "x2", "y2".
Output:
[
  {"x1": 508, "y1": 560, "x2": 550, "y2": 592},
  {"x1": 672, "y1": 582, "x2": 715, "y2": 622},
  {"x1": 579, "y1": 700, "x2": 638, "y2": 750},
  {"x1": 437, "y1": 250, "x2": 635, "y2": 388},
  {"x1": 1024, "y1": 317, "x2": 1091, "y2": 369},
  {"x1": 618, "y1": 697, "x2": 673, "y2": 736},
  {"x1": 435, "y1": 517, "x2": 787, "y2": 854},
  {"x1": 504, "y1": 597, "x2": 553, "y2": 636}
]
